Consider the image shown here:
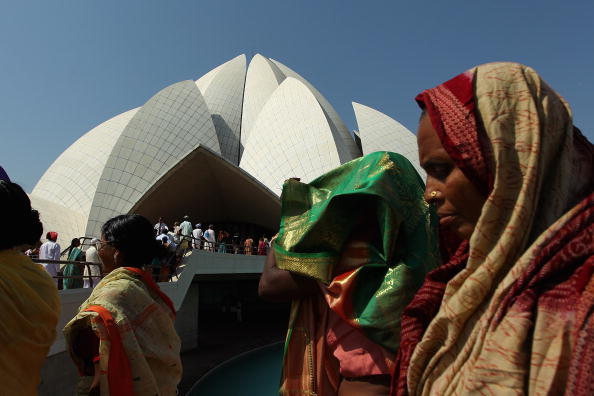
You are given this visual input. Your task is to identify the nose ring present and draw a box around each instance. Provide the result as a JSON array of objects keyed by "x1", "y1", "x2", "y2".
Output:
[{"x1": 430, "y1": 191, "x2": 439, "y2": 198}]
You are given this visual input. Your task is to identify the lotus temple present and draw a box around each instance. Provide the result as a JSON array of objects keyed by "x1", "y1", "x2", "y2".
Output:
[
  {"x1": 30, "y1": 54, "x2": 422, "y2": 246},
  {"x1": 29, "y1": 54, "x2": 427, "y2": 394}
]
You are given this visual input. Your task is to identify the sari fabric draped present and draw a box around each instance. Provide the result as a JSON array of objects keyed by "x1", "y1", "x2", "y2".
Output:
[
  {"x1": 64, "y1": 267, "x2": 182, "y2": 395},
  {"x1": 0, "y1": 250, "x2": 60, "y2": 395},
  {"x1": 400, "y1": 62, "x2": 594, "y2": 395},
  {"x1": 275, "y1": 151, "x2": 439, "y2": 395},
  {"x1": 64, "y1": 247, "x2": 84, "y2": 289}
]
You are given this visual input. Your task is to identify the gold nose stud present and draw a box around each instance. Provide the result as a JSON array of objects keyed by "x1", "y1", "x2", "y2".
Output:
[{"x1": 430, "y1": 191, "x2": 439, "y2": 198}]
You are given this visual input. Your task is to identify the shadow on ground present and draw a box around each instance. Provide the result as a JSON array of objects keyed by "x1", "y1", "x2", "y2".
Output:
[{"x1": 179, "y1": 304, "x2": 289, "y2": 394}]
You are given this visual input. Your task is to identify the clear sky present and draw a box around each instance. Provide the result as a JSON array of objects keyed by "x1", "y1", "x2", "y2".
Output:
[{"x1": 1, "y1": 1, "x2": 593, "y2": 192}]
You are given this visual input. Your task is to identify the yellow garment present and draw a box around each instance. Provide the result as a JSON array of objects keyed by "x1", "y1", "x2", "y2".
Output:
[
  {"x1": 409, "y1": 63, "x2": 593, "y2": 395},
  {"x1": 64, "y1": 267, "x2": 182, "y2": 396},
  {"x1": 0, "y1": 249, "x2": 60, "y2": 395}
]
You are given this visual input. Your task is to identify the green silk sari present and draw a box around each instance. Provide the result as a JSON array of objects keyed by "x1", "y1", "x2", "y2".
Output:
[
  {"x1": 275, "y1": 151, "x2": 439, "y2": 395},
  {"x1": 63, "y1": 247, "x2": 83, "y2": 289}
]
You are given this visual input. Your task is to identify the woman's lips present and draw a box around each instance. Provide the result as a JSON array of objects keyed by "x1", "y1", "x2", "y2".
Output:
[{"x1": 439, "y1": 214, "x2": 457, "y2": 226}]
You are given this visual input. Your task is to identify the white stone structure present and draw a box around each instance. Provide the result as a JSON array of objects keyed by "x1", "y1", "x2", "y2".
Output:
[
  {"x1": 239, "y1": 77, "x2": 344, "y2": 196},
  {"x1": 31, "y1": 109, "x2": 139, "y2": 246},
  {"x1": 31, "y1": 54, "x2": 423, "y2": 244},
  {"x1": 241, "y1": 54, "x2": 285, "y2": 153},
  {"x1": 270, "y1": 60, "x2": 361, "y2": 163},
  {"x1": 198, "y1": 54, "x2": 246, "y2": 164},
  {"x1": 353, "y1": 102, "x2": 426, "y2": 179}
]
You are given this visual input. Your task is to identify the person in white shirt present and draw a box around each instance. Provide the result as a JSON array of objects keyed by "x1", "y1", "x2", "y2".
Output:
[
  {"x1": 156, "y1": 230, "x2": 169, "y2": 243},
  {"x1": 192, "y1": 223, "x2": 203, "y2": 249},
  {"x1": 153, "y1": 217, "x2": 168, "y2": 236},
  {"x1": 172, "y1": 221, "x2": 181, "y2": 235},
  {"x1": 167, "y1": 228, "x2": 180, "y2": 244},
  {"x1": 203, "y1": 225, "x2": 216, "y2": 252},
  {"x1": 39, "y1": 231, "x2": 61, "y2": 284},
  {"x1": 180, "y1": 216, "x2": 192, "y2": 237},
  {"x1": 83, "y1": 238, "x2": 102, "y2": 288},
  {"x1": 179, "y1": 216, "x2": 193, "y2": 251}
]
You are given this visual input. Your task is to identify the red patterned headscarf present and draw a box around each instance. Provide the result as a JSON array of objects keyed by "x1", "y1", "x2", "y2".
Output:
[
  {"x1": 393, "y1": 62, "x2": 594, "y2": 396},
  {"x1": 415, "y1": 71, "x2": 493, "y2": 197}
]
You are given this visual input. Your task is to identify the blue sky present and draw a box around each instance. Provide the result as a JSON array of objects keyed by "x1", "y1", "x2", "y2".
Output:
[{"x1": 2, "y1": 1, "x2": 593, "y2": 192}]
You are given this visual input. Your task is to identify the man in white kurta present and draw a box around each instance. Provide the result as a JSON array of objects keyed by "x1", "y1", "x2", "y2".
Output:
[
  {"x1": 192, "y1": 224, "x2": 203, "y2": 249},
  {"x1": 203, "y1": 225, "x2": 216, "y2": 252},
  {"x1": 83, "y1": 238, "x2": 102, "y2": 288},
  {"x1": 39, "y1": 231, "x2": 61, "y2": 285}
]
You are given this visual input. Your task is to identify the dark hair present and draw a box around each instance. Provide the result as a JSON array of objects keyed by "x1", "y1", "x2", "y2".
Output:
[
  {"x1": 101, "y1": 214, "x2": 159, "y2": 268},
  {"x1": 0, "y1": 181, "x2": 43, "y2": 250},
  {"x1": 62, "y1": 237, "x2": 81, "y2": 258}
]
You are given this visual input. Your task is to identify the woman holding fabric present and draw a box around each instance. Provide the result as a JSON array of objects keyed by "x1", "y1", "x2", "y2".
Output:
[
  {"x1": 392, "y1": 62, "x2": 593, "y2": 395},
  {"x1": 0, "y1": 180, "x2": 60, "y2": 395},
  {"x1": 259, "y1": 152, "x2": 440, "y2": 396},
  {"x1": 64, "y1": 214, "x2": 182, "y2": 396}
]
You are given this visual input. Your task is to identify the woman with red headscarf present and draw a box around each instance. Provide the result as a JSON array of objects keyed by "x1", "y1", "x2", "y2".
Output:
[{"x1": 393, "y1": 62, "x2": 593, "y2": 395}]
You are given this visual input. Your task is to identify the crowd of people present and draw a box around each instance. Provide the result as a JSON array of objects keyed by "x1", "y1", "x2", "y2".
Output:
[
  {"x1": 23, "y1": 215, "x2": 272, "y2": 290},
  {"x1": 26, "y1": 233, "x2": 105, "y2": 290},
  {"x1": 153, "y1": 216, "x2": 271, "y2": 256},
  {"x1": 1, "y1": 62, "x2": 592, "y2": 395}
]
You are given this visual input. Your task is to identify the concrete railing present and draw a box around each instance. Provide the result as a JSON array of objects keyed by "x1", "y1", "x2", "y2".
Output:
[{"x1": 49, "y1": 250, "x2": 266, "y2": 356}]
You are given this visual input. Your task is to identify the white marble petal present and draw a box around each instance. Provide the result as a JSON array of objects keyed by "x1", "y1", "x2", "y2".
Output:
[
  {"x1": 353, "y1": 102, "x2": 425, "y2": 179},
  {"x1": 85, "y1": 80, "x2": 219, "y2": 237},
  {"x1": 32, "y1": 108, "x2": 139, "y2": 216},
  {"x1": 270, "y1": 58, "x2": 361, "y2": 162},
  {"x1": 241, "y1": 54, "x2": 286, "y2": 157},
  {"x1": 240, "y1": 77, "x2": 342, "y2": 196},
  {"x1": 201, "y1": 54, "x2": 247, "y2": 164}
]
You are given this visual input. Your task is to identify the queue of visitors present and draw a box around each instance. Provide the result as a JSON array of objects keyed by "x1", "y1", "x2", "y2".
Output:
[
  {"x1": 2, "y1": 61, "x2": 592, "y2": 396},
  {"x1": 29, "y1": 214, "x2": 271, "y2": 291},
  {"x1": 154, "y1": 216, "x2": 270, "y2": 255}
]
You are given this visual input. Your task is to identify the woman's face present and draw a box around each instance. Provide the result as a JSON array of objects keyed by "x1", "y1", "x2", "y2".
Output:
[
  {"x1": 417, "y1": 114, "x2": 485, "y2": 240},
  {"x1": 98, "y1": 234, "x2": 119, "y2": 273}
]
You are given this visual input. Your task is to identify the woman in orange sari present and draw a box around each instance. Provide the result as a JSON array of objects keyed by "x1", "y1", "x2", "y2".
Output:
[
  {"x1": 64, "y1": 214, "x2": 182, "y2": 395},
  {"x1": 393, "y1": 62, "x2": 593, "y2": 395}
]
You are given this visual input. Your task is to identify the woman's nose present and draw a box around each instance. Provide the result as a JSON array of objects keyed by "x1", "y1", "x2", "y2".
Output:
[{"x1": 423, "y1": 178, "x2": 441, "y2": 203}]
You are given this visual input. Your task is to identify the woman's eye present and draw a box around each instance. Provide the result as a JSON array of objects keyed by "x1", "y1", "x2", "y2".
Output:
[{"x1": 429, "y1": 164, "x2": 451, "y2": 179}]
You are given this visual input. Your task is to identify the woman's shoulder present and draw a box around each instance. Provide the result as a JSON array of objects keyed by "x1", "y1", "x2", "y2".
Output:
[
  {"x1": 84, "y1": 268, "x2": 161, "y2": 313},
  {"x1": 0, "y1": 250, "x2": 60, "y2": 312}
]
